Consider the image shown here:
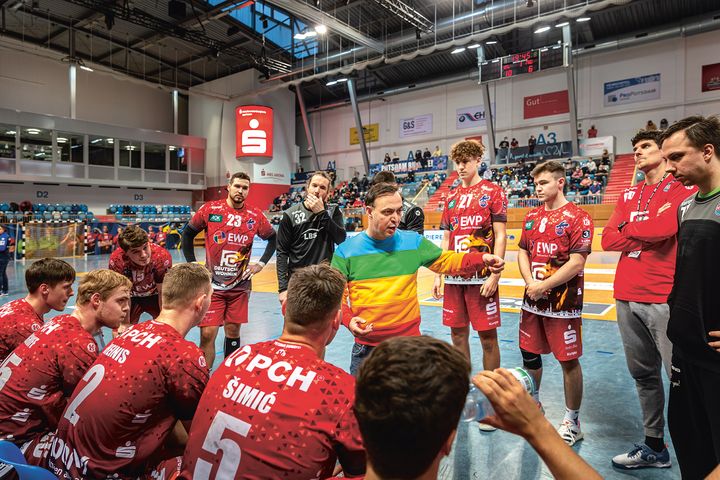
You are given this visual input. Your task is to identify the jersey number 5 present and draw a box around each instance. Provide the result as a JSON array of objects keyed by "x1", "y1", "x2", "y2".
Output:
[{"x1": 194, "y1": 411, "x2": 251, "y2": 479}]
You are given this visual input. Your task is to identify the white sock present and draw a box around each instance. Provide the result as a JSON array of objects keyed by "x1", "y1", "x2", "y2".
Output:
[{"x1": 564, "y1": 408, "x2": 580, "y2": 426}]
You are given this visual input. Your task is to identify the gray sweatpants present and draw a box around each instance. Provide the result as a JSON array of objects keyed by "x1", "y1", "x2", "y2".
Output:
[{"x1": 616, "y1": 300, "x2": 673, "y2": 438}]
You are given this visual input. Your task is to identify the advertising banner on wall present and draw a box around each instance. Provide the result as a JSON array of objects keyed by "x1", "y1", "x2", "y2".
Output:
[
  {"x1": 399, "y1": 114, "x2": 433, "y2": 138},
  {"x1": 456, "y1": 104, "x2": 495, "y2": 130},
  {"x1": 235, "y1": 105, "x2": 273, "y2": 158},
  {"x1": 603, "y1": 74, "x2": 661, "y2": 107},
  {"x1": 702, "y1": 63, "x2": 720, "y2": 92},
  {"x1": 579, "y1": 136, "x2": 615, "y2": 157},
  {"x1": 253, "y1": 161, "x2": 289, "y2": 185},
  {"x1": 350, "y1": 123, "x2": 379, "y2": 145},
  {"x1": 523, "y1": 91, "x2": 569, "y2": 119},
  {"x1": 369, "y1": 156, "x2": 448, "y2": 174}
]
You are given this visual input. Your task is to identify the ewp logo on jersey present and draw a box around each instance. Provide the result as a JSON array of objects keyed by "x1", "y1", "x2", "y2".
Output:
[{"x1": 236, "y1": 106, "x2": 273, "y2": 158}]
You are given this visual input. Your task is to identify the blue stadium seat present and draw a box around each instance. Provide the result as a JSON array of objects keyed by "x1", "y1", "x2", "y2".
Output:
[{"x1": 0, "y1": 440, "x2": 57, "y2": 480}]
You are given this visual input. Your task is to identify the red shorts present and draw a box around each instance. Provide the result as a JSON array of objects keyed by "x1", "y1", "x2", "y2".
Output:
[
  {"x1": 129, "y1": 295, "x2": 161, "y2": 324},
  {"x1": 200, "y1": 288, "x2": 249, "y2": 327},
  {"x1": 442, "y1": 283, "x2": 501, "y2": 332},
  {"x1": 519, "y1": 311, "x2": 582, "y2": 361}
]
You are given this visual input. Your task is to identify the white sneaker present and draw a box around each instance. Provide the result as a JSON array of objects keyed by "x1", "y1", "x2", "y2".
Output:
[
  {"x1": 478, "y1": 421, "x2": 497, "y2": 432},
  {"x1": 557, "y1": 420, "x2": 584, "y2": 446}
]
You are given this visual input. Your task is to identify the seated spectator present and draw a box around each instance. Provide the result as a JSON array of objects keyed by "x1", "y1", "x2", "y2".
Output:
[
  {"x1": 595, "y1": 163, "x2": 609, "y2": 185},
  {"x1": 586, "y1": 159, "x2": 597, "y2": 173},
  {"x1": 645, "y1": 120, "x2": 657, "y2": 131},
  {"x1": 352, "y1": 197, "x2": 364, "y2": 208},
  {"x1": 50, "y1": 264, "x2": 212, "y2": 480},
  {"x1": 432, "y1": 145, "x2": 442, "y2": 157},
  {"x1": 0, "y1": 258, "x2": 76, "y2": 363},
  {"x1": 423, "y1": 148, "x2": 432, "y2": 159},
  {"x1": 590, "y1": 180, "x2": 602, "y2": 196},
  {"x1": 180, "y1": 264, "x2": 366, "y2": 479},
  {"x1": 571, "y1": 167, "x2": 583, "y2": 184},
  {"x1": 659, "y1": 118, "x2": 669, "y2": 129},
  {"x1": 0, "y1": 270, "x2": 131, "y2": 465},
  {"x1": 391, "y1": 151, "x2": 399, "y2": 162},
  {"x1": 383, "y1": 153, "x2": 391, "y2": 164},
  {"x1": 601, "y1": 149, "x2": 611, "y2": 165},
  {"x1": 352, "y1": 336, "x2": 602, "y2": 480}
]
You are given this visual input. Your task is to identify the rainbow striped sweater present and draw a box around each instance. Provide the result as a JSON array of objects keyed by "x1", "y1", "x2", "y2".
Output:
[{"x1": 331, "y1": 230, "x2": 484, "y2": 346}]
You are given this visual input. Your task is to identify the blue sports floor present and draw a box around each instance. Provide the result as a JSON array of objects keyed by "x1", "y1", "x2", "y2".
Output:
[{"x1": 1, "y1": 250, "x2": 680, "y2": 479}]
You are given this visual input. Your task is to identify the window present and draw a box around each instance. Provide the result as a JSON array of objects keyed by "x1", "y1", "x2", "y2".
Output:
[
  {"x1": 208, "y1": 0, "x2": 316, "y2": 59},
  {"x1": 169, "y1": 145, "x2": 187, "y2": 171},
  {"x1": 119, "y1": 140, "x2": 140, "y2": 168},
  {"x1": 144, "y1": 143, "x2": 166, "y2": 170},
  {"x1": 89, "y1": 136, "x2": 114, "y2": 166},
  {"x1": 57, "y1": 132, "x2": 84, "y2": 163},
  {"x1": 0, "y1": 124, "x2": 16, "y2": 160},
  {"x1": 20, "y1": 127, "x2": 52, "y2": 161}
]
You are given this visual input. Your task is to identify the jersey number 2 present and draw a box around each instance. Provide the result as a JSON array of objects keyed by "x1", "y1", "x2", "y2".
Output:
[{"x1": 63, "y1": 364, "x2": 105, "y2": 425}]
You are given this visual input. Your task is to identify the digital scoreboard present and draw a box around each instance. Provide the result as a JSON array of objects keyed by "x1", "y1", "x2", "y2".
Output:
[{"x1": 479, "y1": 44, "x2": 565, "y2": 83}]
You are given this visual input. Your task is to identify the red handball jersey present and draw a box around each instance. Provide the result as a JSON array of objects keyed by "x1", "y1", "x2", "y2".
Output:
[
  {"x1": 519, "y1": 202, "x2": 594, "y2": 318},
  {"x1": 48, "y1": 320, "x2": 209, "y2": 480},
  {"x1": 109, "y1": 243, "x2": 172, "y2": 297},
  {"x1": 155, "y1": 231, "x2": 167, "y2": 245},
  {"x1": 179, "y1": 340, "x2": 366, "y2": 480},
  {"x1": 602, "y1": 176, "x2": 696, "y2": 303},
  {"x1": 0, "y1": 298, "x2": 43, "y2": 364},
  {"x1": 0, "y1": 315, "x2": 97, "y2": 446},
  {"x1": 440, "y1": 180, "x2": 507, "y2": 284},
  {"x1": 188, "y1": 200, "x2": 274, "y2": 291}
]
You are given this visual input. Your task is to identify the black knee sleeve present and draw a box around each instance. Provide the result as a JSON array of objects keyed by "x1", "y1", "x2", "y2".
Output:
[{"x1": 521, "y1": 349, "x2": 542, "y2": 370}]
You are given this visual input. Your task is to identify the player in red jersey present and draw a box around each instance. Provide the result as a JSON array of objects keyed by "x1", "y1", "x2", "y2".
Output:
[
  {"x1": 156, "y1": 227, "x2": 167, "y2": 248},
  {"x1": 602, "y1": 130, "x2": 695, "y2": 468},
  {"x1": 98, "y1": 225, "x2": 113, "y2": 254},
  {"x1": 0, "y1": 269, "x2": 130, "y2": 471},
  {"x1": 109, "y1": 225, "x2": 172, "y2": 328},
  {"x1": 112, "y1": 226, "x2": 123, "y2": 252},
  {"x1": 182, "y1": 171, "x2": 277, "y2": 369},
  {"x1": 147, "y1": 225, "x2": 157, "y2": 243},
  {"x1": 518, "y1": 161, "x2": 593, "y2": 446},
  {"x1": 0, "y1": 258, "x2": 75, "y2": 363},
  {"x1": 48, "y1": 263, "x2": 212, "y2": 480},
  {"x1": 433, "y1": 140, "x2": 507, "y2": 384},
  {"x1": 179, "y1": 263, "x2": 365, "y2": 480}
]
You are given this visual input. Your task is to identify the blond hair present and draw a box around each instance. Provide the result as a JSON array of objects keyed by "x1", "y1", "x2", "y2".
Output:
[
  {"x1": 77, "y1": 269, "x2": 132, "y2": 306},
  {"x1": 161, "y1": 263, "x2": 212, "y2": 309},
  {"x1": 450, "y1": 140, "x2": 485, "y2": 162}
]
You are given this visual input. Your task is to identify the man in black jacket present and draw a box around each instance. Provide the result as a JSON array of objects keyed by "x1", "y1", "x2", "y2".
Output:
[
  {"x1": 372, "y1": 171, "x2": 424, "y2": 234},
  {"x1": 276, "y1": 171, "x2": 346, "y2": 305},
  {"x1": 661, "y1": 115, "x2": 720, "y2": 479}
]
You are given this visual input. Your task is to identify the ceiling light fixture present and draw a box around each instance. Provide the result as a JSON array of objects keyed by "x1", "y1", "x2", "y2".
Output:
[
  {"x1": 57, "y1": 137, "x2": 68, "y2": 143},
  {"x1": 293, "y1": 33, "x2": 306, "y2": 40},
  {"x1": 555, "y1": 21, "x2": 569, "y2": 27},
  {"x1": 451, "y1": 47, "x2": 466, "y2": 54},
  {"x1": 576, "y1": 16, "x2": 590, "y2": 22},
  {"x1": 315, "y1": 24, "x2": 327, "y2": 34},
  {"x1": 26, "y1": 128, "x2": 41, "y2": 135},
  {"x1": 534, "y1": 25, "x2": 551, "y2": 34},
  {"x1": 486, "y1": 40, "x2": 497, "y2": 45},
  {"x1": 467, "y1": 43, "x2": 481, "y2": 49}
]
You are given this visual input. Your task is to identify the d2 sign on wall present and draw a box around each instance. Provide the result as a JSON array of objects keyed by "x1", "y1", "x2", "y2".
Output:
[{"x1": 236, "y1": 106, "x2": 273, "y2": 157}]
